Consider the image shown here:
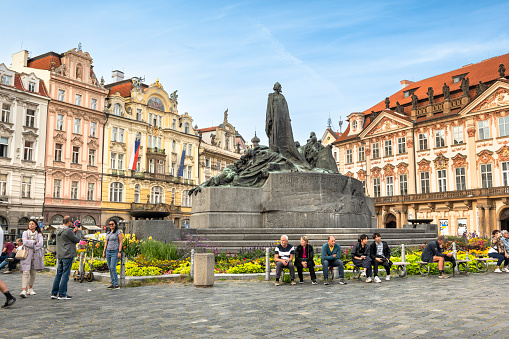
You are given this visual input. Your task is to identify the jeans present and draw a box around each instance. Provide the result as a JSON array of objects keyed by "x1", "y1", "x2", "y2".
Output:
[
  {"x1": 488, "y1": 252, "x2": 509, "y2": 267},
  {"x1": 275, "y1": 261, "x2": 295, "y2": 280},
  {"x1": 352, "y1": 257, "x2": 372, "y2": 277},
  {"x1": 373, "y1": 257, "x2": 392, "y2": 276},
  {"x1": 321, "y1": 258, "x2": 344, "y2": 279},
  {"x1": 51, "y1": 258, "x2": 74, "y2": 297},
  {"x1": 295, "y1": 259, "x2": 316, "y2": 282},
  {"x1": 106, "y1": 250, "x2": 119, "y2": 286}
]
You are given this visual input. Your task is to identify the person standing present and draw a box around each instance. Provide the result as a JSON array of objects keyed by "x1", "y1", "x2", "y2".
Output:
[
  {"x1": 351, "y1": 234, "x2": 373, "y2": 283},
  {"x1": 19, "y1": 219, "x2": 44, "y2": 298},
  {"x1": 51, "y1": 216, "x2": 82, "y2": 300},
  {"x1": 294, "y1": 236, "x2": 317, "y2": 285},
  {"x1": 369, "y1": 232, "x2": 392, "y2": 283},
  {"x1": 102, "y1": 219, "x2": 124, "y2": 289},
  {"x1": 0, "y1": 227, "x2": 15, "y2": 308},
  {"x1": 274, "y1": 235, "x2": 296, "y2": 286},
  {"x1": 321, "y1": 236, "x2": 347, "y2": 285}
]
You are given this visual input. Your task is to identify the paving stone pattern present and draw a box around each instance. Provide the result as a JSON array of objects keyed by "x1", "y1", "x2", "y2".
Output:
[{"x1": 0, "y1": 271, "x2": 508, "y2": 338}]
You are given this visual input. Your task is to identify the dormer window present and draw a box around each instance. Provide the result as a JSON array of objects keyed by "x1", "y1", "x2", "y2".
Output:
[
  {"x1": 452, "y1": 73, "x2": 467, "y2": 84},
  {"x1": 403, "y1": 88, "x2": 417, "y2": 98},
  {"x1": 352, "y1": 120, "x2": 357, "y2": 130},
  {"x1": 114, "y1": 103, "x2": 121, "y2": 116},
  {"x1": 28, "y1": 82, "x2": 35, "y2": 92},
  {"x1": 1, "y1": 75, "x2": 11, "y2": 86}
]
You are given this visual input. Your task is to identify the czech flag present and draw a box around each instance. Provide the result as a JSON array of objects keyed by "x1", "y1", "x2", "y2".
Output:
[{"x1": 128, "y1": 139, "x2": 141, "y2": 170}]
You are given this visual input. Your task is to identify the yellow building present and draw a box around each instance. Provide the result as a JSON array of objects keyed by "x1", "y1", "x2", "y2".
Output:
[{"x1": 102, "y1": 73, "x2": 199, "y2": 227}]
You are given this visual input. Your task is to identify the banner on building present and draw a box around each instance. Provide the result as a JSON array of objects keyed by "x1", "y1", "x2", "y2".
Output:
[
  {"x1": 128, "y1": 139, "x2": 141, "y2": 170},
  {"x1": 177, "y1": 148, "x2": 186, "y2": 177}
]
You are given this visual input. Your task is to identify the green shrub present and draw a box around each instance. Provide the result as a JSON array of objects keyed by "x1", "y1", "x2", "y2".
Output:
[{"x1": 226, "y1": 262, "x2": 264, "y2": 274}]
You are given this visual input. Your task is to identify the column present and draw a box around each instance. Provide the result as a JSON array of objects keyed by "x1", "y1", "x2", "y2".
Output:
[
  {"x1": 484, "y1": 205, "x2": 492, "y2": 236},
  {"x1": 395, "y1": 210, "x2": 401, "y2": 229},
  {"x1": 478, "y1": 206, "x2": 485, "y2": 237}
]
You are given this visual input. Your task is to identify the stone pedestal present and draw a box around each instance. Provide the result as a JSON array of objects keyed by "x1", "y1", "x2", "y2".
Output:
[{"x1": 194, "y1": 253, "x2": 214, "y2": 287}]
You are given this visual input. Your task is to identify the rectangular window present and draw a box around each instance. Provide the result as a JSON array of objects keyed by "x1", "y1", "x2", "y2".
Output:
[
  {"x1": 481, "y1": 164, "x2": 493, "y2": 188},
  {"x1": 399, "y1": 174, "x2": 408, "y2": 195},
  {"x1": 149, "y1": 159, "x2": 155, "y2": 173},
  {"x1": 435, "y1": 130, "x2": 445, "y2": 148},
  {"x1": 74, "y1": 94, "x2": 82, "y2": 106},
  {"x1": 1, "y1": 75, "x2": 11, "y2": 85},
  {"x1": 118, "y1": 154, "x2": 124, "y2": 169},
  {"x1": 346, "y1": 149, "x2": 353, "y2": 164},
  {"x1": 437, "y1": 169, "x2": 447, "y2": 192},
  {"x1": 21, "y1": 176, "x2": 31, "y2": 198},
  {"x1": 478, "y1": 120, "x2": 490, "y2": 140},
  {"x1": 25, "y1": 109, "x2": 35, "y2": 127},
  {"x1": 158, "y1": 116, "x2": 162, "y2": 127},
  {"x1": 205, "y1": 157, "x2": 210, "y2": 167},
  {"x1": 420, "y1": 171, "x2": 430, "y2": 193},
  {"x1": 87, "y1": 183, "x2": 95, "y2": 201},
  {"x1": 157, "y1": 159, "x2": 164, "y2": 174},
  {"x1": 153, "y1": 136, "x2": 157, "y2": 148},
  {"x1": 72, "y1": 146, "x2": 80, "y2": 164},
  {"x1": 453, "y1": 126, "x2": 463, "y2": 144},
  {"x1": 372, "y1": 143, "x2": 380, "y2": 159},
  {"x1": 187, "y1": 166, "x2": 192, "y2": 180},
  {"x1": 172, "y1": 119, "x2": 176, "y2": 129},
  {"x1": 502, "y1": 162, "x2": 509, "y2": 186},
  {"x1": 91, "y1": 99, "x2": 97, "y2": 110},
  {"x1": 56, "y1": 114, "x2": 64, "y2": 131},
  {"x1": 119, "y1": 128, "x2": 124, "y2": 143},
  {"x1": 386, "y1": 176, "x2": 394, "y2": 196},
  {"x1": 373, "y1": 178, "x2": 381, "y2": 198},
  {"x1": 58, "y1": 90, "x2": 65, "y2": 102},
  {"x1": 136, "y1": 109, "x2": 142, "y2": 121},
  {"x1": 71, "y1": 181, "x2": 78, "y2": 200},
  {"x1": 455, "y1": 167, "x2": 466, "y2": 190},
  {"x1": 1, "y1": 104, "x2": 10, "y2": 123},
  {"x1": 499, "y1": 117, "x2": 509, "y2": 137},
  {"x1": 88, "y1": 149, "x2": 96, "y2": 166},
  {"x1": 419, "y1": 133, "x2": 428, "y2": 150},
  {"x1": 148, "y1": 136, "x2": 152, "y2": 148},
  {"x1": 397, "y1": 137, "x2": 406, "y2": 154},
  {"x1": 149, "y1": 113, "x2": 153, "y2": 126},
  {"x1": 28, "y1": 82, "x2": 35, "y2": 92},
  {"x1": 384, "y1": 140, "x2": 392, "y2": 157},
  {"x1": 55, "y1": 143, "x2": 62, "y2": 162},
  {"x1": 23, "y1": 141, "x2": 33, "y2": 161},
  {"x1": 53, "y1": 179, "x2": 61, "y2": 198},
  {"x1": 361, "y1": 180, "x2": 366, "y2": 194},
  {"x1": 111, "y1": 153, "x2": 116, "y2": 169},
  {"x1": 358, "y1": 146, "x2": 365, "y2": 162},
  {"x1": 170, "y1": 162, "x2": 175, "y2": 176},
  {"x1": 89, "y1": 122, "x2": 97, "y2": 137},
  {"x1": 136, "y1": 158, "x2": 141, "y2": 172},
  {"x1": 0, "y1": 137, "x2": 8, "y2": 157},
  {"x1": 0, "y1": 174, "x2": 6, "y2": 196},
  {"x1": 217, "y1": 161, "x2": 222, "y2": 171},
  {"x1": 73, "y1": 118, "x2": 81, "y2": 134},
  {"x1": 112, "y1": 127, "x2": 117, "y2": 142},
  {"x1": 188, "y1": 144, "x2": 192, "y2": 155}
]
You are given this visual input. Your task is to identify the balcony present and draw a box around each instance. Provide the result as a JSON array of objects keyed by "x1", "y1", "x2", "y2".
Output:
[
  {"x1": 147, "y1": 147, "x2": 166, "y2": 155},
  {"x1": 129, "y1": 202, "x2": 181, "y2": 219},
  {"x1": 133, "y1": 171, "x2": 145, "y2": 178},
  {"x1": 111, "y1": 169, "x2": 126, "y2": 176}
]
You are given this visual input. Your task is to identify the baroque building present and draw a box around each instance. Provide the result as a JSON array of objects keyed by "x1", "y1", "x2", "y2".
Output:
[
  {"x1": 0, "y1": 63, "x2": 49, "y2": 236},
  {"x1": 330, "y1": 53, "x2": 509, "y2": 237},
  {"x1": 11, "y1": 47, "x2": 108, "y2": 230},
  {"x1": 102, "y1": 73, "x2": 199, "y2": 227}
]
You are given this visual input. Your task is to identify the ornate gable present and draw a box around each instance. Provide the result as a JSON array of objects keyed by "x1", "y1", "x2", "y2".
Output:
[
  {"x1": 452, "y1": 153, "x2": 468, "y2": 169},
  {"x1": 383, "y1": 164, "x2": 395, "y2": 177},
  {"x1": 366, "y1": 116, "x2": 407, "y2": 137},
  {"x1": 417, "y1": 159, "x2": 431, "y2": 172},
  {"x1": 433, "y1": 154, "x2": 449, "y2": 170},
  {"x1": 477, "y1": 149, "x2": 494, "y2": 165},
  {"x1": 496, "y1": 145, "x2": 509, "y2": 162},
  {"x1": 397, "y1": 162, "x2": 408, "y2": 174},
  {"x1": 472, "y1": 87, "x2": 509, "y2": 112}
]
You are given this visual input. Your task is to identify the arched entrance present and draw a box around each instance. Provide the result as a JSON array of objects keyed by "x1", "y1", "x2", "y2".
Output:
[
  {"x1": 385, "y1": 213, "x2": 397, "y2": 228},
  {"x1": 500, "y1": 208, "x2": 509, "y2": 231}
]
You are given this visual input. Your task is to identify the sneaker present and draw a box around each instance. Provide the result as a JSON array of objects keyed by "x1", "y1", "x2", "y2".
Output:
[
  {"x1": 502, "y1": 268, "x2": 509, "y2": 273},
  {"x1": 50, "y1": 294, "x2": 58, "y2": 299},
  {"x1": 107, "y1": 285, "x2": 115, "y2": 289},
  {"x1": 438, "y1": 274, "x2": 450, "y2": 279},
  {"x1": 339, "y1": 279, "x2": 347, "y2": 285},
  {"x1": 290, "y1": 280, "x2": 296, "y2": 285},
  {"x1": 366, "y1": 277, "x2": 372, "y2": 283},
  {"x1": 1, "y1": 297, "x2": 15, "y2": 309},
  {"x1": 360, "y1": 271, "x2": 366, "y2": 278},
  {"x1": 324, "y1": 281, "x2": 329, "y2": 285},
  {"x1": 27, "y1": 289, "x2": 36, "y2": 295},
  {"x1": 5, "y1": 258, "x2": 14, "y2": 262},
  {"x1": 19, "y1": 290, "x2": 27, "y2": 298},
  {"x1": 299, "y1": 280, "x2": 304, "y2": 284},
  {"x1": 494, "y1": 268, "x2": 502, "y2": 273},
  {"x1": 374, "y1": 276, "x2": 381, "y2": 283},
  {"x1": 3, "y1": 270, "x2": 12, "y2": 274},
  {"x1": 114, "y1": 285, "x2": 120, "y2": 289},
  {"x1": 274, "y1": 281, "x2": 280, "y2": 286},
  {"x1": 312, "y1": 280, "x2": 317, "y2": 285},
  {"x1": 386, "y1": 275, "x2": 391, "y2": 281},
  {"x1": 57, "y1": 295, "x2": 72, "y2": 300}
]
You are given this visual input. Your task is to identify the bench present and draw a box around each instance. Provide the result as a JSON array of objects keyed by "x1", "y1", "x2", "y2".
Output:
[
  {"x1": 353, "y1": 261, "x2": 410, "y2": 279},
  {"x1": 473, "y1": 257, "x2": 498, "y2": 273},
  {"x1": 417, "y1": 261, "x2": 456, "y2": 276}
]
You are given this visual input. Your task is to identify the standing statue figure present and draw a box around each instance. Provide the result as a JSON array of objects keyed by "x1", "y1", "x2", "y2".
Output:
[
  {"x1": 265, "y1": 82, "x2": 310, "y2": 168},
  {"x1": 460, "y1": 77, "x2": 470, "y2": 96},
  {"x1": 384, "y1": 97, "x2": 390, "y2": 109},
  {"x1": 170, "y1": 90, "x2": 178, "y2": 103},
  {"x1": 499, "y1": 63, "x2": 506, "y2": 78},
  {"x1": 476, "y1": 81, "x2": 487, "y2": 97},
  {"x1": 442, "y1": 83, "x2": 450, "y2": 100},
  {"x1": 224, "y1": 108, "x2": 228, "y2": 124},
  {"x1": 395, "y1": 101, "x2": 403, "y2": 114},
  {"x1": 427, "y1": 87, "x2": 434, "y2": 105},
  {"x1": 411, "y1": 93, "x2": 418, "y2": 110}
]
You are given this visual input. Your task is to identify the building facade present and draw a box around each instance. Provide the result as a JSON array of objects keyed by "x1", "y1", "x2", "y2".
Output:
[
  {"x1": 11, "y1": 48, "x2": 108, "y2": 230},
  {"x1": 102, "y1": 75, "x2": 199, "y2": 227},
  {"x1": 331, "y1": 53, "x2": 509, "y2": 237},
  {"x1": 0, "y1": 64, "x2": 49, "y2": 236}
]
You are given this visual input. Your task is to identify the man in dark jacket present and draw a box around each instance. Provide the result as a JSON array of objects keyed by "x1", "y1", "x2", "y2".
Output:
[
  {"x1": 369, "y1": 233, "x2": 392, "y2": 283},
  {"x1": 51, "y1": 216, "x2": 82, "y2": 299},
  {"x1": 421, "y1": 235, "x2": 455, "y2": 279}
]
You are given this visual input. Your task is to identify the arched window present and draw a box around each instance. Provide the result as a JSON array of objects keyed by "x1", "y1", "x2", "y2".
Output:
[
  {"x1": 134, "y1": 184, "x2": 140, "y2": 203},
  {"x1": 109, "y1": 182, "x2": 123, "y2": 202},
  {"x1": 151, "y1": 186, "x2": 163, "y2": 204},
  {"x1": 18, "y1": 217, "x2": 30, "y2": 226},
  {"x1": 114, "y1": 103, "x2": 121, "y2": 116},
  {"x1": 0, "y1": 216, "x2": 8, "y2": 231},
  {"x1": 172, "y1": 140, "x2": 176, "y2": 152},
  {"x1": 184, "y1": 122, "x2": 190, "y2": 134}
]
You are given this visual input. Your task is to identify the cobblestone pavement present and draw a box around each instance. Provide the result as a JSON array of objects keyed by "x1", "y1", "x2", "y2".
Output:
[{"x1": 0, "y1": 271, "x2": 508, "y2": 338}]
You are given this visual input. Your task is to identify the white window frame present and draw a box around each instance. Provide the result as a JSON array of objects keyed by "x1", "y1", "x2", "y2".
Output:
[
  {"x1": 453, "y1": 125, "x2": 463, "y2": 144},
  {"x1": 399, "y1": 174, "x2": 408, "y2": 195},
  {"x1": 71, "y1": 181, "x2": 79, "y2": 200},
  {"x1": 23, "y1": 141, "x2": 33, "y2": 161},
  {"x1": 109, "y1": 182, "x2": 123, "y2": 202},
  {"x1": 73, "y1": 118, "x2": 81, "y2": 134},
  {"x1": 373, "y1": 178, "x2": 381, "y2": 198},
  {"x1": 25, "y1": 109, "x2": 35, "y2": 127},
  {"x1": 478, "y1": 120, "x2": 490, "y2": 140},
  {"x1": 74, "y1": 94, "x2": 82, "y2": 106},
  {"x1": 397, "y1": 137, "x2": 406, "y2": 154},
  {"x1": 437, "y1": 169, "x2": 447, "y2": 192},
  {"x1": 480, "y1": 163, "x2": 493, "y2": 188},
  {"x1": 358, "y1": 146, "x2": 365, "y2": 162},
  {"x1": 55, "y1": 143, "x2": 63, "y2": 162},
  {"x1": 112, "y1": 127, "x2": 117, "y2": 142},
  {"x1": 386, "y1": 176, "x2": 394, "y2": 196},
  {"x1": 72, "y1": 146, "x2": 80, "y2": 164},
  {"x1": 419, "y1": 133, "x2": 428, "y2": 150},
  {"x1": 346, "y1": 149, "x2": 353, "y2": 164},
  {"x1": 88, "y1": 149, "x2": 96, "y2": 166},
  {"x1": 420, "y1": 171, "x2": 430, "y2": 194},
  {"x1": 435, "y1": 130, "x2": 445, "y2": 148},
  {"x1": 499, "y1": 116, "x2": 509, "y2": 137},
  {"x1": 1, "y1": 104, "x2": 10, "y2": 123},
  {"x1": 455, "y1": 167, "x2": 466, "y2": 190},
  {"x1": 90, "y1": 122, "x2": 97, "y2": 137},
  {"x1": 53, "y1": 179, "x2": 62, "y2": 198},
  {"x1": 0, "y1": 137, "x2": 7, "y2": 158},
  {"x1": 56, "y1": 114, "x2": 64, "y2": 131},
  {"x1": 384, "y1": 140, "x2": 392, "y2": 157},
  {"x1": 87, "y1": 183, "x2": 95, "y2": 201},
  {"x1": 21, "y1": 176, "x2": 31, "y2": 198}
]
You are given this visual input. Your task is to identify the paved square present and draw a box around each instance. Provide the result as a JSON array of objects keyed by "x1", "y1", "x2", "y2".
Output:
[{"x1": 0, "y1": 271, "x2": 508, "y2": 338}]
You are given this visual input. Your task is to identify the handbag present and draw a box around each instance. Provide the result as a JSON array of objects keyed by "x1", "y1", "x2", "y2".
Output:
[{"x1": 15, "y1": 246, "x2": 28, "y2": 260}]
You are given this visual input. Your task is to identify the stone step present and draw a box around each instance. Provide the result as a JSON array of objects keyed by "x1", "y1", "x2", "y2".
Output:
[
  {"x1": 192, "y1": 232, "x2": 435, "y2": 241},
  {"x1": 193, "y1": 227, "x2": 429, "y2": 235}
]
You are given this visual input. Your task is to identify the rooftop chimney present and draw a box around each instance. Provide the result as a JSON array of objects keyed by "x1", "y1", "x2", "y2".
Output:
[
  {"x1": 12, "y1": 50, "x2": 29, "y2": 68},
  {"x1": 400, "y1": 80, "x2": 413, "y2": 89},
  {"x1": 112, "y1": 70, "x2": 124, "y2": 82}
]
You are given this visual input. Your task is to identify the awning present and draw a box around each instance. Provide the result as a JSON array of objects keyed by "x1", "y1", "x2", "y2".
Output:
[{"x1": 82, "y1": 225, "x2": 102, "y2": 231}]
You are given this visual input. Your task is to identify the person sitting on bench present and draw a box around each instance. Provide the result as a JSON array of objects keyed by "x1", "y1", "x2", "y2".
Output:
[
  {"x1": 369, "y1": 232, "x2": 392, "y2": 283},
  {"x1": 421, "y1": 235, "x2": 455, "y2": 279},
  {"x1": 0, "y1": 239, "x2": 23, "y2": 273},
  {"x1": 488, "y1": 230, "x2": 509, "y2": 273},
  {"x1": 274, "y1": 235, "x2": 295, "y2": 286},
  {"x1": 321, "y1": 236, "x2": 347, "y2": 285},
  {"x1": 351, "y1": 234, "x2": 373, "y2": 283},
  {"x1": 294, "y1": 236, "x2": 317, "y2": 285}
]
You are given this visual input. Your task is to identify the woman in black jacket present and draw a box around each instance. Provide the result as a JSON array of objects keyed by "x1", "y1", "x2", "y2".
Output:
[
  {"x1": 351, "y1": 234, "x2": 373, "y2": 283},
  {"x1": 294, "y1": 236, "x2": 317, "y2": 285}
]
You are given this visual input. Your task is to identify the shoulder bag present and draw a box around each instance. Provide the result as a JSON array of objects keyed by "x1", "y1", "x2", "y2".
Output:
[{"x1": 15, "y1": 246, "x2": 28, "y2": 260}]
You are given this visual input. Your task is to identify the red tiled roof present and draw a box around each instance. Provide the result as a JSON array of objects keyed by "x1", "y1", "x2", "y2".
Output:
[
  {"x1": 108, "y1": 81, "x2": 133, "y2": 97},
  {"x1": 197, "y1": 126, "x2": 217, "y2": 133},
  {"x1": 27, "y1": 52, "x2": 61, "y2": 70},
  {"x1": 3, "y1": 74, "x2": 49, "y2": 98},
  {"x1": 326, "y1": 128, "x2": 339, "y2": 140},
  {"x1": 14, "y1": 74, "x2": 23, "y2": 91},
  {"x1": 363, "y1": 53, "x2": 509, "y2": 114}
]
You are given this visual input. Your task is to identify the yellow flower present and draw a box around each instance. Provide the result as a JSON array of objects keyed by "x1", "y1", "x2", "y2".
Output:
[{"x1": 148, "y1": 236, "x2": 152, "y2": 240}]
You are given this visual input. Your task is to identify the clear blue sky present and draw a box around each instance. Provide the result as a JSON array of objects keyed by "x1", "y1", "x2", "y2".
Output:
[{"x1": 2, "y1": 1, "x2": 509, "y2": 145}]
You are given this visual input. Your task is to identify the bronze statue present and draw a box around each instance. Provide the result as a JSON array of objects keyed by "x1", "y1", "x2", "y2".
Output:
[
  {"x1": 427, "y1": 87, "x2": 434, "y2": 105},
  {"x1": 396, "y1": 101, "x2": 403, "y2": 114},
  {"x1": 499, "y1": 63, "x2": 506, "y2": 78},
  {"x1": 460, "y1": 77, "x2": 470, "y2": 96},
  {"x1": 476, "y1": 81, "x2": 487, "y2": 96},
  {"x1": 384, "y1": 97, "x2": 390, "y2": 109},
  {"x1": 411, "y1": 93, "x2": 418, "y2": 110},
  {"x1": 442, "y1": 83, "x2": 450, "y2": 100}
]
